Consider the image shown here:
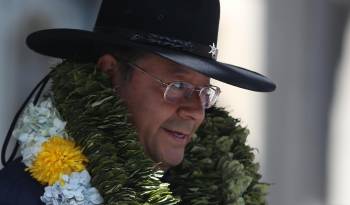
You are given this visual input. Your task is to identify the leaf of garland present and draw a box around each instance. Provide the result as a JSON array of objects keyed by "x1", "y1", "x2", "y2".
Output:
[{"x1": 167, "y1": 107, "x2": 269, "y2": 205}]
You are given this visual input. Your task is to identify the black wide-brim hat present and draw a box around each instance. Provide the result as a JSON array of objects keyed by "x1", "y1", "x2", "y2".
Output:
[{"x1": 26, "y1": 0, "x2": 276, "y2": 92}]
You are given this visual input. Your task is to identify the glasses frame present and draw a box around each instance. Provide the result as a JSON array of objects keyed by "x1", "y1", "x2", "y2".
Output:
[{"x1": 121, "y1": 60, "x2": 221, "y2": 109}]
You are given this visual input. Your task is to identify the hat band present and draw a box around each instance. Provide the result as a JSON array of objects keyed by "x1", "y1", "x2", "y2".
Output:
[{"x1": 94, "y1": 27, "x2": 218, "y2": 60}]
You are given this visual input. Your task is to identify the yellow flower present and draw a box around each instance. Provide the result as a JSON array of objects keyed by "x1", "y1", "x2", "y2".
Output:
[{"x1": 28, "y1": 136, "x2": 88, "y2": 185}]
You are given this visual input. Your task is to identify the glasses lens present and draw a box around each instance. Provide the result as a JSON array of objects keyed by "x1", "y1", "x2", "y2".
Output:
[
  {"x1": 165, "y1": 82, "x2": 193, "y2": 103},
  {"x1": 165, "y1": 82, "x2": 220, "y2": 109},
  {"x1": 199, "y1": 87, "x2": 220, "y2": 108}
]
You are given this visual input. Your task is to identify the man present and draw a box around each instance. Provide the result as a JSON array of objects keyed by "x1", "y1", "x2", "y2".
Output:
[{"x1": 0, "y1": 0, "x2": 275, "y2": 204}]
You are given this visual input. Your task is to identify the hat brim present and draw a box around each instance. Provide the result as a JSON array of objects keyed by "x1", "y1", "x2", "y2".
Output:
[{"x1": 26, "y1": 29, "x2": 276, "y2": 92}]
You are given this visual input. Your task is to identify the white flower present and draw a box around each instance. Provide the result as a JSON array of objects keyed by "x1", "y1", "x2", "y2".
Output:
[
  {"x1": 12, "y1": 97, "x2": 67, "y2": 165},
  {"x1": 41, "y1": 170, "x2": 104, "y2": 205},
  {"x1": 17, "y1": 133, "x2": 48, "y2": 166},
  {"x1": 49, "y1": 118, "x2": 66, "y2": 136},
  {"x1": 14, "y1": 96, "x2": 104, "y2": 205}
]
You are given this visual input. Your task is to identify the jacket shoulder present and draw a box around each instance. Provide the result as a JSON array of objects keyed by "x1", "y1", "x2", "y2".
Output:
[{"x1": 0, "y1": 158, "x2": 44, "y2": 205}]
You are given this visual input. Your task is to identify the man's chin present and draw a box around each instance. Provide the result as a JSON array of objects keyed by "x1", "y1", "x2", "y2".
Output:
[{"x1": 158, "y1": 151, "x2": 184, "y2": 170}]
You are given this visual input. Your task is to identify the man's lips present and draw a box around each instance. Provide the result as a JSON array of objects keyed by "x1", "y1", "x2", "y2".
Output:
[{"x1": 163, "y1": 128, "x2": 190, "y2": 142}]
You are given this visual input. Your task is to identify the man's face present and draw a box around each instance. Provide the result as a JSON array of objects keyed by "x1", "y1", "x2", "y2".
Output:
[{"x1": 117, "y1": 54, "x2": 208, "y2": 169}]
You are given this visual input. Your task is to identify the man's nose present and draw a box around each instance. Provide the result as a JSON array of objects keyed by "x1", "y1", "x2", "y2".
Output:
[{"x1": 177, "y1": 94, "x2": 205, "y2": 122}]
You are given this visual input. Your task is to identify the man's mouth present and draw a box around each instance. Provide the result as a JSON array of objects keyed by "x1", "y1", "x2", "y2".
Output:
[
  {"x1": 163, "y1": 128, "x2": 190, "y2": 142},
  {"x1": 173, "y1": 132, "x2": 186, "y2": 139}
]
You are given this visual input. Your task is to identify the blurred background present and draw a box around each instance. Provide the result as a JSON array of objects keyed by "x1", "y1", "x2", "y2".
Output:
[{"x1": 0, "y1": 0, "x2": 349, "y2": 205}]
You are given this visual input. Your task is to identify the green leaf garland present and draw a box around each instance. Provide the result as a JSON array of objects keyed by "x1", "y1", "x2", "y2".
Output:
[
  {"x1": 168, "y1": 108, "x2": 269, "y2": 205},
  {"x1": 50, "y1": 61, "x2": 269, "y2": 205}
]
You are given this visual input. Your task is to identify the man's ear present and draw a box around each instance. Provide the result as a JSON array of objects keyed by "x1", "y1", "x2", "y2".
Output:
[
  {"x1": 97, "y1": 54, "x2": 125, "y2": 90},
  {"x1": 97, "y1": 54, "x2": 118, "y2": 77}
]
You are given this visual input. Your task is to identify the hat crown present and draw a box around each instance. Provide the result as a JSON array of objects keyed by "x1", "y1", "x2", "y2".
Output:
[{"x1": 94, "y1": 0, "x2": 220, "y2": 46}]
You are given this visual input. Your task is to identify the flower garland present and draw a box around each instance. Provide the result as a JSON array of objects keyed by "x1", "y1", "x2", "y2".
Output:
[
  {"x1": 13, "y1": 98, "x2": 103, "y2": 205},
  {"x1": 13, "y1": 61, "x2": 269, "y2": 204}
]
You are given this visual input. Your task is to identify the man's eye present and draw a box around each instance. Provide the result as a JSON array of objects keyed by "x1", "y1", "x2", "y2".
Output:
[{"x1": 172, "y1": 82, "x2": 187, "y2": 90}]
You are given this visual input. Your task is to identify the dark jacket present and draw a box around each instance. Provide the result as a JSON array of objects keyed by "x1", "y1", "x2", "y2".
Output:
[
  {"x1": 0, "y1": 158, "x2": 44, "y2": 205},
  {"x1": 0, "y1": 159, "x2": 171, "y2": 205}
]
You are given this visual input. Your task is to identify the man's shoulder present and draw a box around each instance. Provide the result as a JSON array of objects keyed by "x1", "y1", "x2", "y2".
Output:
[{"x1": 0, "y1": 158, "x2": 44, "y2": 205}]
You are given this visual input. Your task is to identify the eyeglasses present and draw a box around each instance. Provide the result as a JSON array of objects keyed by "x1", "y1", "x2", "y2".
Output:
[{"x1": 124, "y1": 61, "x2": 221, "y2": 109}]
